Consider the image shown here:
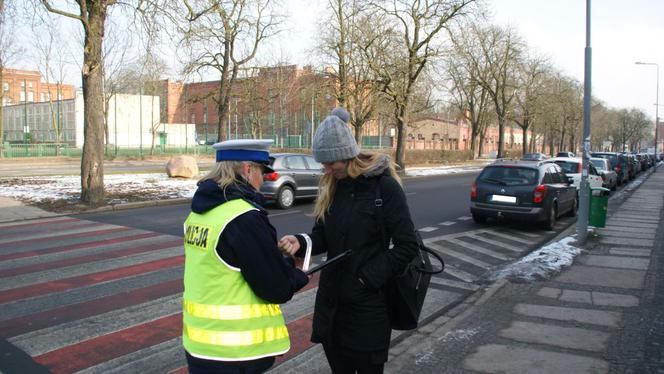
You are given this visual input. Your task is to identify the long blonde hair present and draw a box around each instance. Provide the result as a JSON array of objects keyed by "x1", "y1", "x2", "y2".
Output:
[
  {"x1": 313, "y1": 152, "x2": 401, "y2": 221},
  {"x1": 198, "y1": 160, "x2": 247, "y2": 192}
]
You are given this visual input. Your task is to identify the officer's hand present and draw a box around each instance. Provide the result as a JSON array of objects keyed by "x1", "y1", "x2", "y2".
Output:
[{"x1": 278, "y1": 235, "x2": 300, "y2": 256}]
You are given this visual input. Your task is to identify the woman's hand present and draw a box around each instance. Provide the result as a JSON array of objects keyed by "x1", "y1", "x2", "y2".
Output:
[{"x1": 278, "y1": 235, "x2": 300, "y2": 256}]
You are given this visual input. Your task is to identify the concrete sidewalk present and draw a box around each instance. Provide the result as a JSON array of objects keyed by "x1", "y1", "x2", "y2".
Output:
[
  {"x1": 0, "y1": 197, "x2": 57, "y2": 223},
  {"x1": 388, "y1": 169, "x2": 664, "y2": 373}
]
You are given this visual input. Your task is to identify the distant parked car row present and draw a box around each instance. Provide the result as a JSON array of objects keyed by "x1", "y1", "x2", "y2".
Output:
[{"x1": 471, "y1": 150, "x2": 659, "y2": 229}]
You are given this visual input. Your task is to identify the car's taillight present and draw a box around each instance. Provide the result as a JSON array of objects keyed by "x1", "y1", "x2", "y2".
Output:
[
  {"x1": 263, "y1": 172, "x2": 279, "y2": 181},
  {"x1": 533, "y1": 184, "x2": 546, "y2": 203},
  {"x1": 471, "y1": 181, "x2": 477, "y2": 199},
  {"x1": 615, "y1": 165, "x2": 621, "y2": 174},
  {"x1": 577, "y1": 163, "x2": 583, "y2": 173}
]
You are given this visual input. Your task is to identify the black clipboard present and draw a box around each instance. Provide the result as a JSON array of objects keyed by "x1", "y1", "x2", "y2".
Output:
[{"x1": 305, "y1": 249, "x2": 352, "y2": 275}]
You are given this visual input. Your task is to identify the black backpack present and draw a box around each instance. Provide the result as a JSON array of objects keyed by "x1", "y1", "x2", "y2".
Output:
[{"x1": 374, "y1": 177, "x2": 445, "y2": 330}]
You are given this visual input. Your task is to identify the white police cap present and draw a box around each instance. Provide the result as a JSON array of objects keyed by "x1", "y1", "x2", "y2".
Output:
[{"x1": 212, "y1": 139, "x2": 275, "y2": 173}]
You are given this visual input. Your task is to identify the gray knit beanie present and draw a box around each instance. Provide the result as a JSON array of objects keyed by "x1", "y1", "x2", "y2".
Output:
[{"x1": 312, "y1": 107, "x2": 360, "y2": 163}]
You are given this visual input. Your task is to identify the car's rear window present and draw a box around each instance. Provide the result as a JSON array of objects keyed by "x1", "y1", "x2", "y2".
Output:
[
  {"x1": 479, "y1": 166, "x2": 539, "y2": 186},
  {"x1": 554, "y1": 161, "x2": 579, "y2": 174},
  {"x1": 590, "y1": 159, "x2": 606, "y2": 170}
]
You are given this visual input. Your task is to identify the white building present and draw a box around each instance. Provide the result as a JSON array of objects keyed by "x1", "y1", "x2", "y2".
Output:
[{"x1": 2, "y1": 92, "x2": 197, "y2": 148}]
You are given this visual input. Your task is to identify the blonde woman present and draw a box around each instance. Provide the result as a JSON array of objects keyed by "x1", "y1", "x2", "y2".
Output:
[
  {"x1": 183, "y1": 139, "x2": 308, "y2": 373},
  {"x1": 280, "y1": 109, "x2": 419, "y2": 373}
]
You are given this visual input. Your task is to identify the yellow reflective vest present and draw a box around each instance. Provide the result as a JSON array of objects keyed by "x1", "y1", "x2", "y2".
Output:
[{"x1": 182, "y1": 198, "x2": 290, "y2": 361}]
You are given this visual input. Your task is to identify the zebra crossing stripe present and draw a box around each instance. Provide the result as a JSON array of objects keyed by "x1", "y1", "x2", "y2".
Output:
[
  {"x1": 440, "y1": 265, "x2": 478, "y2": 283},
  {"x1": 430, "y1": 277, "x2": 479, "y2": 291},
  {"x1": 484, "y1": 229, "x2": 539, "y2": 244},
  {"x1": 465, "y1": 233, "x2": 521, "y2": 253},
  {"x1": 443, "y1": 238, "x2": 511, "y2": 261},
  {"x1": 426, "y1": 242, "x2": 490, "y2": 269}
]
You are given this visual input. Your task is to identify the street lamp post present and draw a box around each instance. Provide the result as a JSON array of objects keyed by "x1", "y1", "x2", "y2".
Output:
[
  {"x1": 635, "y1": 61, "x2": 659, "y2": 171},
  {"x1": 577, "y1": 0, "x2": 592, "y2": 245}
]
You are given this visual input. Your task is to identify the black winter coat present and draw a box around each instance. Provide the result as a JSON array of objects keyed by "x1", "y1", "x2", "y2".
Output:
[{"x1": 297, "y1": 165, "x2": 419, "y2": 352}]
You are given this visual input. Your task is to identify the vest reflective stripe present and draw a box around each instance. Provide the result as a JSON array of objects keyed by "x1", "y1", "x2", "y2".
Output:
[
  {"x1": 183, "y1": 198, "x2": 290, "y2": 361},
  {"x1": 183, "y1": 299, "x2": 283, "y2": 320},
  {"x1": 184, "y1": 325, "x2": 289, "y2": 347}
]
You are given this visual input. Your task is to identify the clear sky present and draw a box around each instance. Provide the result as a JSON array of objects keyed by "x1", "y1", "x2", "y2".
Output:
[{"x1": 279, "y1": 0, "x2": 664, "y2": 121}]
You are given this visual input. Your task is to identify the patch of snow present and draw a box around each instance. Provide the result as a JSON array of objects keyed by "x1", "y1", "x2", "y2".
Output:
[
  {"x1": 405, "y1": 164, "x2": 488, "y2": 177},
  {"x1": 0, "y1": 174, "x2": 198, "y2": 202},
  {"x1": 415, "y1": 328, "x2": 480, "y2": 365},
  {"x1": 486, "y1": 236, "x2": 582, "y2": 283}
]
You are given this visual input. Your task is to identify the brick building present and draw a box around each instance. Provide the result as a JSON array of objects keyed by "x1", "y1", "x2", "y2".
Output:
[
  {"x1": 159, "y1": 65, "x2": 337, "y2": 146},
  {"x1": 1, "y1": 68, "x2": 76, "y2": 106}
]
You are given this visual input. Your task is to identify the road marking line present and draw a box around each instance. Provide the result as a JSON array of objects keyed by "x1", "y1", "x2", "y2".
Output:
[
  {"x1": 466, "y1": 233, "x2": 522, "y2": 252},
  {"x1": 426, "y1": 242, "x2": 490, "y2": 269},
  {"x1": 439, "y1": 221, "x2": 456, "y2": 226},
  {"x1": 442, "y1": 266, "x2": 477, "y2": 283},
  {"x1": 482, "y1": 230, "x2": 538, "y2": 245},
  {"x1": 442, "y1": 237, "x2": 511, "y2": 261},
  {"x1": 457, "y1": 216, "x2": 472, "y2": 221},
  {"x1": 269, "y1": 210, "x2": 302, "y2": 217},
  {"x1": 405, "y1": 192, "x2": 417, "y2": 196},
  {"x1": 418, "y1": 226, "x2": 439, "y2": 233},
  {"x1": 500, "y1": 230, "x2": 542, "y2": 240},
  {"x1": 430, "y1": 277, "x2": 479, "y2": 291}
]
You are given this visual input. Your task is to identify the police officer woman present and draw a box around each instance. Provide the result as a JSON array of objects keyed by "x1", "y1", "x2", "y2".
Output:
[{"x1": 183, "y1": 139, "x2": 309, "y2": 373}]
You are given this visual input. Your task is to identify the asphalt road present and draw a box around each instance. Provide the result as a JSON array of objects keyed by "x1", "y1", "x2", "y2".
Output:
[{"x1": 77, "y1": 173, "x2": 481, "y2": 240}]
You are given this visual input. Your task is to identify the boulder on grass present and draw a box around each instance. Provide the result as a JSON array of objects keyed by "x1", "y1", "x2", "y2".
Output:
[{"x1": 166, "y1": 155, "x2": 199, "y2": 178}]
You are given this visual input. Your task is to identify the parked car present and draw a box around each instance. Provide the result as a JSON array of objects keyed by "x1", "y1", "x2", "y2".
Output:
[
  {"x1": 556, "y1": 151, "x2": 576, "y2": 158},
  {"x1": 590, "y1": 157, "x2": 617, "y2": 191},
  {"x1": 260, "y1": 153, "x2": 324, "y2": 209},
  {"x1": 544, "y1": 157, "x2": 603, "y2": 190},
  {"x1": 521, "y1": 152, "x2": 549, "y2": 161},
  {"x1": 590, "y1": 152, "x2": 630, "y2": 185},
  {"x1": 470, "y1": 160, "x2": 577, "y2": 230}
]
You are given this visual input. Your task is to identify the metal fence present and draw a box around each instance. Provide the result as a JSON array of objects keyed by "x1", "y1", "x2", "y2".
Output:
[{"x1": 1, "y1": 135, "x2": 393, "y2": 159}]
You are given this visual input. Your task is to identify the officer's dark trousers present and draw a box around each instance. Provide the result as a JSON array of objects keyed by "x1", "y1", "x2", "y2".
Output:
[
  {"x1": 322, "y1": 343, "x2": 386, "y2": 374},
  {"x1": 186, "y1": 352, "x2": 274, "y2": 374}
]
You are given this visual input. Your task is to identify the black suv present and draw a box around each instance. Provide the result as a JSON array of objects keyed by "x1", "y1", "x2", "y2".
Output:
[{"x1": 470, "y1": 160, "x2": 577, "y2": 230}]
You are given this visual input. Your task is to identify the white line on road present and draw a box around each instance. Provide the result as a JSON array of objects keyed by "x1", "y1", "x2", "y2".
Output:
[
  {"x1": 439, "y1": 221, "x2": 456, "y2": 226},
  {"x1": 466, "y1": 233, "x2": 522, "y2": 253},
  {"x1": 426, "y1": 242, "x2": 491, "y2": 269},
  {"x1": 485, "y1": 230, "x2": 538, "y2": 245},
  {"x1": 418, "y1": 226, "x2": 439, "y2": 233},
  {"x1": 457, "y1": 216, "x2": 472, "y2": 221},
  {"x1": 269, "y1": 210, "x2": 303, "y2": 217},
  {"x1": 443, "y1": 237, "x2": 512, "y2": 261},
  {"x1": 430, "y1": 277, "x2": 480, "y2": 291},
  {"x1": 442, "y1": 265, "x2": 478, "y2": 283}
]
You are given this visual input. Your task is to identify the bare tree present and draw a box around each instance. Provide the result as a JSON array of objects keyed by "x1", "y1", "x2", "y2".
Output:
[
  {"x1": 444, "y1": 23, "x2": 493, "y2": 158},
  {"x1": 362, "y1": 0, "x2": 475, "y2": 168},
  {"x1": 40, "y1": 0, "x2": 119, "y2": 206},
  {"x1": 468, "y1": 23, "x2": 523, "y2": 158},
  {"x1": 174, "y1": 0, "x2": 282, "y2": 142},
  {"x1": 512, "y1": 55, "x2": 549, "y2": 155}
]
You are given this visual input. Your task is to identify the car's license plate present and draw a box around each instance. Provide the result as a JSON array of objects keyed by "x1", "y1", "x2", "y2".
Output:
[{"x1": 491, "y1": 194, "x2": 517, "y2": 203}]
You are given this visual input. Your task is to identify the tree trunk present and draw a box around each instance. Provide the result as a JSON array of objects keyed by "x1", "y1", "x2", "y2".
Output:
[
  {"x1": 497, "y1": 116, "x2": 505, "y2": 158},
  {"x1": 80, "y1": 11, "x2": 106, "y2": 206},
  {"x1": 522, "y1": 125, "x2": 528, "y2": 155},
  {"x1": 394, "y1": 106, "x2": 407, "y2": 169}
]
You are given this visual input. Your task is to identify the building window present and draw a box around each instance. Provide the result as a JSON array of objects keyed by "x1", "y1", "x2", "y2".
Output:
[
  {"x1": 40, "y1": 93, "x2": 45, "y2": 102},
  {"x1": 432, "y1": 133, "x2": 440, "y2": 141},
  {"x1": 417, "y1": 133, "x2": 424, "y2": 140},
  {"x1": 2, "y1": 82, "x2": 8, "y2": 92},
  {"x1": 19, "y1": 91, "x2": 25, "y2": 102},
  {"x1": 28, "y1": 82, "x2": 33, "y2": 89},
  {"x1": 27, "y1": 92, "x2": 34, "y2": 102},
  {"x1": 20, "y1": 81, "x2": 25, "y2": 88}
]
